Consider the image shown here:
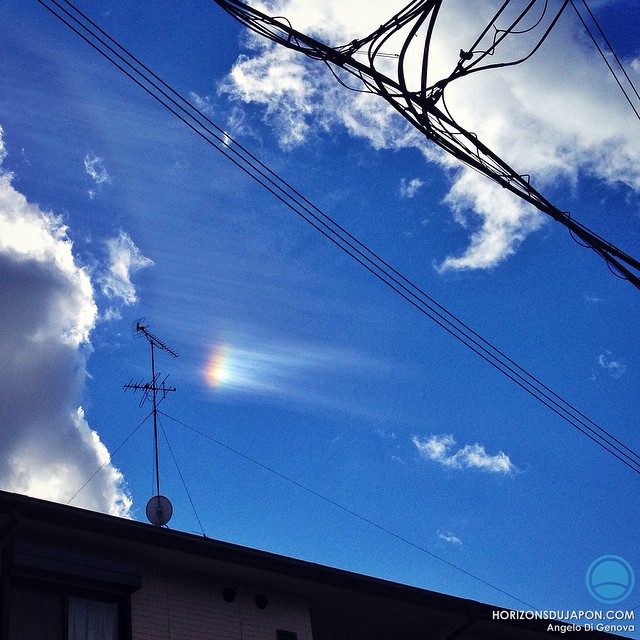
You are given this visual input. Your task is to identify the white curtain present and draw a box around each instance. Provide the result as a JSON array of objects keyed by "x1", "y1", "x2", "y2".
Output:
[{"x1": 68, "y1": 597, "x2": 118, "y2": 640}]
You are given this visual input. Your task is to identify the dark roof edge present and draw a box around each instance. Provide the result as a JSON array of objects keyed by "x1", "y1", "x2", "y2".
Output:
[
  {"x1": 0, "y1": 490, "x2": 450, "y2": 600},
  {"x1": 0, "y1": 491, "x2": 476, "y2": 600},
  {"x1": 0, "y1": 490, "x2": 607, "y2": 638}
]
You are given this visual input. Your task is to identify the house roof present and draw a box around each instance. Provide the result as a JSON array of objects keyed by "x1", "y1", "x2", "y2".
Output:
[{"x1": 0, "y1": 490, "x2": 624, "y2": 639}]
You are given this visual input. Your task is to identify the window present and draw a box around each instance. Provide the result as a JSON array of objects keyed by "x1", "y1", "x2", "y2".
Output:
[
  {"x1": 8, "y1": 583, "x2": 122, "y2": 640},
  {"x1": 68, "y1": 596, "x2": 120, "y2": 640}
]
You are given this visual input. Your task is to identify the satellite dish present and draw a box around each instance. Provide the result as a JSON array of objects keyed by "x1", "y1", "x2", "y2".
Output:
[{"x1": 146, "y1": 495, "x2": 173, "y2": 526}]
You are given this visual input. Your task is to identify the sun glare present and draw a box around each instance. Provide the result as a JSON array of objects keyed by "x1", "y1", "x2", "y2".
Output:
[{"x1": 204, "y1": 344, "x2": 230, "y2": 388}]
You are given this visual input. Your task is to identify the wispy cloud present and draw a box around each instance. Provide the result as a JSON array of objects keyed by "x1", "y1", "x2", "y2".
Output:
[
  {"x1": 223, "y1": 45, "x2": 320, "y2": 150},
  {"x1": 189, "y1": 91, "x2": 215, "y2": 115},
  {"x1": 201, "y1": 334, "x2": 388, "y2": 415},
  {"x1": 0, "y1": 126, "x2": 130, "y2": 515},
  {"x1": 412, "y1": 434, "x2": 515, "y2": 474},
  {"x1": 99, "y1": 230, "x2": 153, "y2": 307},
  {"x1": 597, "y1": 350, "x2": 627, "y2": 378},
  {"x1": 220, "y1": 0, "x2": 640, "y2": 271},
  {"x1": 84, "y1": 152, "x2": 110, "y2": 183},
  {"x1": 204, "y1": 341, "x2": 307, "y2": 395},
  {"x1": 438, "y1": 530, "x2": 463, "y2": 546},
  {"x1": 84, "y1": 152, "x2": 111, "y2": 199},
  {"x1": 400, "y1": 177, "x2": 424, "y2": 199}
]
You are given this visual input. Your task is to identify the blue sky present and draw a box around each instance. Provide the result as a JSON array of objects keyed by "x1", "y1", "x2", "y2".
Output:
[{"x1": 1, "y1": 0, "x2": 639, "y2": 628}]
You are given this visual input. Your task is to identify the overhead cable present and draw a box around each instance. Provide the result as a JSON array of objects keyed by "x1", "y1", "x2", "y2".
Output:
[
  {"x1": 570, "y1": 0, "x2": 640, "y2": 123},
  {"x1": 158, "y1": 415, "x2": 207, "y2": 536},
  {"x1": 212, "y1": 0, "x2": 640, "y2": 290},
  {"x1": 67, "y1": 410, "x2": 153, "y2": 505}
]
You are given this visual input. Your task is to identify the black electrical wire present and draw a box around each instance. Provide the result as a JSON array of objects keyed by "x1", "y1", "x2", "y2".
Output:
[
  {"x1": 37, "y1": 0, "x2": 640, "y2": 476},
  {"x1": 158, "y1": 409, "x2": 538, "y2": 611},
  {"x1": 437, "y1": 0, "x2": 569, "y2": 82},
  {"x1": 158, "y1": 415, "x2": 207, "y2": 536},
  {"x1": 212, "y1": 0, "x2": 640, "y2": 290},
  {"x1": 570, "y1": 0, "x2": 640, "y2": 123},
  {"x1": 67, "y1": 410, "x2": 152, "y2": 506},
  {"x1": 580, "y1": 0, "x2": 640, "y2": 104}
]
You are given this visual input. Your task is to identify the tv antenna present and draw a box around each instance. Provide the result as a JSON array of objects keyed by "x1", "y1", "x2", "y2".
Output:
[{"x1": 124, "y1": 319, "x2": 178, "y2": 526}]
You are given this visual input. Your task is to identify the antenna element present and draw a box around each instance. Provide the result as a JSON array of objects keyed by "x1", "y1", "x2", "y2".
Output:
[{"x1": 124, "y1": 319, "x2": 178, "y2": 526}]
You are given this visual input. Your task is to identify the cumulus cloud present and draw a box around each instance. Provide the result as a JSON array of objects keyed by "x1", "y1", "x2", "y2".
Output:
[
  {"x1": 597, "y1": 350, "x2": 627, "y2": 378},
  {"x1": 220, "y1": 0, "x2": 640, "y2": 270},
  {"x1": 0, "y1": 126, "x2": 131, "y2": 516},
  {"x1": 100, "y1": 230, "x2": 153, "y2": 306},
  {"x1": 412, "y1": 434, "x2": 515, "y2": 473}
]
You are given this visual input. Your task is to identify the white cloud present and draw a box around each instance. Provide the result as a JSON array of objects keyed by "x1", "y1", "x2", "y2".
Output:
[
  {"x1": 597, "y1": 350, "x2": 627, "y2": 378},
  {"x1": 0, "y1": 126, "x2": 131, "y2": 516},
  {"x1": 437, "y1": 170, "x2": 545, "y2": 271},
  {"x1": 400, "y1": 177, "x2": 424, "y2": 198},
  {"x1": 412, "y1": 434, "x2": 515, "y2": 474},
  {"x1": 0, "y1": 133, "x2": 6, "y2": 165},
  {"x1": 84, "y1": 153, "x2": 111, "y2": 200},
  {"x1": 189, "y1": 91, "x2": 215, "y2": 115},
  {"x1": 438, "y1": 530, "x2": 463, "y2": 546},
  {"x1": 84, "y1": 152, "x2": 111, "y2": 185},
  {"x1": 100, "y1": 230, "x2": 153, "y2": 306},
  {"x1": 223, "y1": 46, "x2": 322, "y2": 150},
  {"x1": 220, "y1": 0, "x2": 640, "y2": 270}
]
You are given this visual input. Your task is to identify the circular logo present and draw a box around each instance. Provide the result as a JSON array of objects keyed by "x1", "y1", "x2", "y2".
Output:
[{"x1": 586, "y1": 555, "x2": 635, "y2": 604}]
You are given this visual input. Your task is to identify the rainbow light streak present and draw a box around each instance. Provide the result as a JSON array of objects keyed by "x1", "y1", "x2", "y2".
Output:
[
  {"x1": 204, "y1": 344, "x2": 231, "y2": 388},
  {"x1": 203, "y1": 342, "x2": 281, "y2": 393},
  {"x1": 203, "y1": 340, "x2": 339, "y2": 398}
]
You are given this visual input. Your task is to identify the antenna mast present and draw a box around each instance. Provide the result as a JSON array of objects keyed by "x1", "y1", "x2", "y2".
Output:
[{"x1": 124, "y1": 319, "x2": 178, "y2": 526}]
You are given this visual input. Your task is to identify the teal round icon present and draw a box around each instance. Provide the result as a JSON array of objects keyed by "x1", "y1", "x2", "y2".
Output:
[{"x1": 586, "y1": 555, "x2": 635, "y2": 604}]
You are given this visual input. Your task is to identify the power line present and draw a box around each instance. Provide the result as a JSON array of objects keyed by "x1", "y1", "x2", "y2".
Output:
[
  {"x1": 212, "y1": 0, "x2": 640, "y2": 290},
  {"x1": 67, "y1": 410, "x2": 153, "y2": 506},
  {"x1": 36, "y1": 0, "x2": 640, "y2": 476},
  {"x1": 158, "y1": 409, "x2": 538, "y2": 611},
  {"x1": 158, "y1": 415, "x2": 207, "y2": 536},
  {"x1": 570, "y1": 0, "x2": 640, "y2": 123}
]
